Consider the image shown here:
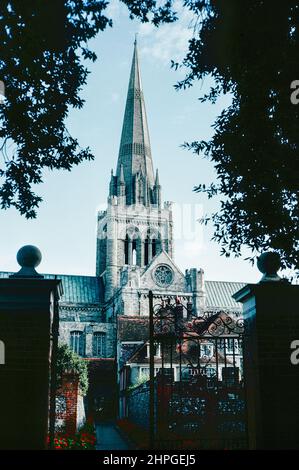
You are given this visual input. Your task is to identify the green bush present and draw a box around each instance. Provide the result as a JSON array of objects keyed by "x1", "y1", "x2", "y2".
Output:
[{"x1": 56, "y1": 344, "x2": 88, "y2": 396}]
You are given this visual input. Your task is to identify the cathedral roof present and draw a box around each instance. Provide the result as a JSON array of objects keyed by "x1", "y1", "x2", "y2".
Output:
[
  {"x1": 0, "y1": 273, "x2": 244, "y2": 309},
  {"x1": 116, "y1": 39, "x2": 155, "y2": 203},
  {"x1": 0, "y1": 271, "x2": 101, "y2": 305},
  {"x1": 205, "y1": 281, "x2": 245, "y2": 310}
]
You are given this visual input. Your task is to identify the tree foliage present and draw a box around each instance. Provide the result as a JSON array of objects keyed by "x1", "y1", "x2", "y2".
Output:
[
  {"x1": 56, "y1": 344, "x2": 89, "y2": 396},
  {"x1": 0, "y1": 1, "x2": 298, "y2": 270},
  {"x1": 0, "y1": 0, "x2": 111, "y2": 217},
  {"x1": 124, "y1": 0, "x2": 299, "y2": 271}
]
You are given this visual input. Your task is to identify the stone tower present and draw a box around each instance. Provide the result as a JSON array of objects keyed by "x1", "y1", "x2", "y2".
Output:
[{"x1": 96, "y1": 39, "x2": 174, "y2": 302}]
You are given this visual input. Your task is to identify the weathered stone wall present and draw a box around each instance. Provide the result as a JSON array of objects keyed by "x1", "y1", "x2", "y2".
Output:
[
  {"x1": 96, "y1": 199, "x2": 174, "y2": 302},
  {"x1": 59, "y1": 320, "x2": 115, "y2": 358}
]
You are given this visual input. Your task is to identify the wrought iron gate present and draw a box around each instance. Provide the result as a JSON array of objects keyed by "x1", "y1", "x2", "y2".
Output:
[{"x1": 149, "y1": 292, "x2": 247, "y2": 450}]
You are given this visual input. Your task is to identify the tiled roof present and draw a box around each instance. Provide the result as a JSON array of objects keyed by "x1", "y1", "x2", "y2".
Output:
[
  {"x1": 0, "y1": 271, "x2": 245, "y2": 309},
  {"x1": 205, "y1": 281, "x2": 245, "y2": 310},
  {"x1": 47, "y1": 274, "x2": 101, "y2": 304},
  {"x1": 118, "y1": 316, "x2": 149, "y2": 342},
  {"x1": 0, "y1": 272, "x2": 101, "y2": 304}
]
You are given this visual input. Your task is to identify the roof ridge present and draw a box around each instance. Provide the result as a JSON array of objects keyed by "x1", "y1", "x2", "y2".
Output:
[
  {"x1": 205, "y1": 280, "x2": 246, "y2": 284},
  {"x1": 0, "y1": 270, "x2": 97, "y2": 279}
]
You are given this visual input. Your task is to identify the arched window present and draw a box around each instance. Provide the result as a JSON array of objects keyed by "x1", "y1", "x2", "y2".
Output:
[
  {"x1": 125, "y1": 228, "x2": 141, "y2": 266},
  {"x1": 144, "y1": 236, "x2": 150, "y2": 265},
  {"x1": 132, "y1": 239, "x2": 137, "y2": 265},
  {"x1": 144, "y1": 231, "x2": 161, "y2": 266},
  {"x1": 152, "y1": 238, "x2": 157, "y2": 258},
  {"x1": 124, "y1": 234, "x2": 129, "y2": 264},
  {"x1": 93, "y1": 332, "x2": 106, "y2": 357},
  {"x1": 70, "y1": 331, "x2": 84, "y2": 356}
]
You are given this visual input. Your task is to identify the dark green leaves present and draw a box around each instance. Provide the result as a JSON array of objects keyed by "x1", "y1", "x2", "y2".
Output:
[{"x1": 0, "y1": 0, "x2": 111, "y2": 217}]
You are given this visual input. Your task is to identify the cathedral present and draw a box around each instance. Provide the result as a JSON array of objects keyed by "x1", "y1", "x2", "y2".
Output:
[{"x1": 0, "y1": 40, "x2": 244, "y2": 417}]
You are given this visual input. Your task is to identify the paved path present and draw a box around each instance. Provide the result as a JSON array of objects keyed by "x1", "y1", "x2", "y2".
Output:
[{"x1": 96, "y1": 422, "x2": 132, "y2": 450}]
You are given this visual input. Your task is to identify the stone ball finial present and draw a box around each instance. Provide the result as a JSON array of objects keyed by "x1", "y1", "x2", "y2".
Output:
[
  {"x1": 257, "y1": 252, "x2": 281, "y2": 283},
  {"x1": 10, "y1": 245, "x2": 43, "y2": 279},
  {"x1": 17, "y1": 245, "x2": 42, "y2": 269}
]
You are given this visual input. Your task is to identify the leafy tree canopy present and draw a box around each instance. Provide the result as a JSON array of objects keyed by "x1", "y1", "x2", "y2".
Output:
[
  {"x1": 0, "y1": 0, "x2": 111, "y2": 217},
  {"x1": 56, "y1": 344, "x2": 88, "y2": 396},
  {"x1": 0, "y1": 1, "x2": 298, "y2": 271},
  {"x1": 124, "y1": 0, "x2": 299, "y2": 272}
]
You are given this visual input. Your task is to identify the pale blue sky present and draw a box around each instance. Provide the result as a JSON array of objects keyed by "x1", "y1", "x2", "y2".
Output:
[{"x1": 0, "y1": 1, "x2": 260, "y2": 283}]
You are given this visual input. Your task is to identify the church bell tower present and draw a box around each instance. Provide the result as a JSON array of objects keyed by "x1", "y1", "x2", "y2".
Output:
[{"x1": 96, "y1": 39, "x2": 174, "y2": 302}]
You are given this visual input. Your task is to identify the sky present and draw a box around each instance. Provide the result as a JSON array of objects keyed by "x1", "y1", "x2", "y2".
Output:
[{"x1": 0, "y1": 1, "x2": 260, "y2": 283}]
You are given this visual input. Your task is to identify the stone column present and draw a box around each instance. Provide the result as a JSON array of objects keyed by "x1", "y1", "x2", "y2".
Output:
[
  {"x1": 138, "y1": 238, "x2": 144, "y2": 267},
  {"x1": 105, "y1": 206, "x2": 118, "y2": 300},
  {"x1": 233, "y1": 252, "x2": 299, "y2": 449},
  {"x1": 85, "y1": 325, "x2": 93, "y2": 357},
  {"x1": 148, "y1": 239, "x2": 152, "y2": 264},
  {"x1": 128, "y1": 239, "x2": 132, "y2": 265}
]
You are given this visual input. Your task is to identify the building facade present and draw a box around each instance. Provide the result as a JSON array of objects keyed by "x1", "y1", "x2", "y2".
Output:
[{"x1": 0, "y1": 41, "x2": 245, "y2": 417}]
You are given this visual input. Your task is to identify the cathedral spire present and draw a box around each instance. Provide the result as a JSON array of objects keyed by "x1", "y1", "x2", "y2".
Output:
[{"x1": 116, "y1": 38, "x2": 155, "y2": 205}]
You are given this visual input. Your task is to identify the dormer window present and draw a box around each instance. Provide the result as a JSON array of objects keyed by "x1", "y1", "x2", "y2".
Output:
[{"x1": 146, "y1": 342, "x2": 161, "y2": 358}]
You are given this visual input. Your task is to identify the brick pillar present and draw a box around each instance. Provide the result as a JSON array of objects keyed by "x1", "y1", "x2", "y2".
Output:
[
  {"x1": 0, "y1": 277, "x2": 61, "y2": 449},
  {"x1": 59, "y1": 371, "x2": 80, "y2": 435},
  {"x1": 234, "y1": 281, "x2": 299, "y2": 449}
]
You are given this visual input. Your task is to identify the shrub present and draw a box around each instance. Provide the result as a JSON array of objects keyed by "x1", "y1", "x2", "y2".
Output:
[{"x1": 56, "y1": 344, "x2": 88, "y2": 396}]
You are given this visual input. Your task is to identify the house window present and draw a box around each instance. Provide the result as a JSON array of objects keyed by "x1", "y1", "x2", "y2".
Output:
[
  {"x1": 146, "y1": 342, "x2": 161, "y2": 358},
  {"x1": 140, "y1": 367, "x2": 149, "y2": 378},
  {"x1": 200, "y1": 343, "x2": 213, "y2": 358},
  {"x1": 70, "y1": 331, "x2": 84, "y2": 356},
  {"x1": 225, "y1": 338, "x2": 239, "y2": 354},
  {"x1": 93, "y1": 332, "x2": 106, "y2": 357},
  {"x1": 139, "y1": 367, "x2": 161, "y2": 379}
]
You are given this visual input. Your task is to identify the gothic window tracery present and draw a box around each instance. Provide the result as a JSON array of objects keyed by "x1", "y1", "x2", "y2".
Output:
[
  {"x1": 144, "y1": 230, "x2": 161, "y2": 266},
  {"x1": 153, "y1": 265, "x2": 173, "y2": 287},
  {"x1": 124, "y1": 228, "x2": 141, "y2": 266},
  {"x1": 70, "y1": 331, "x2": 84, "y2": 356},
  {"x1": 93, "y1": 332, "x2": 106, "y2": 357}
]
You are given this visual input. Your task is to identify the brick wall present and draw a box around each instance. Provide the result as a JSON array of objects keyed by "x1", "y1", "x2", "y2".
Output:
[{"x1": 55, "y1": 371, "x2": 85, "y2": 434}]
